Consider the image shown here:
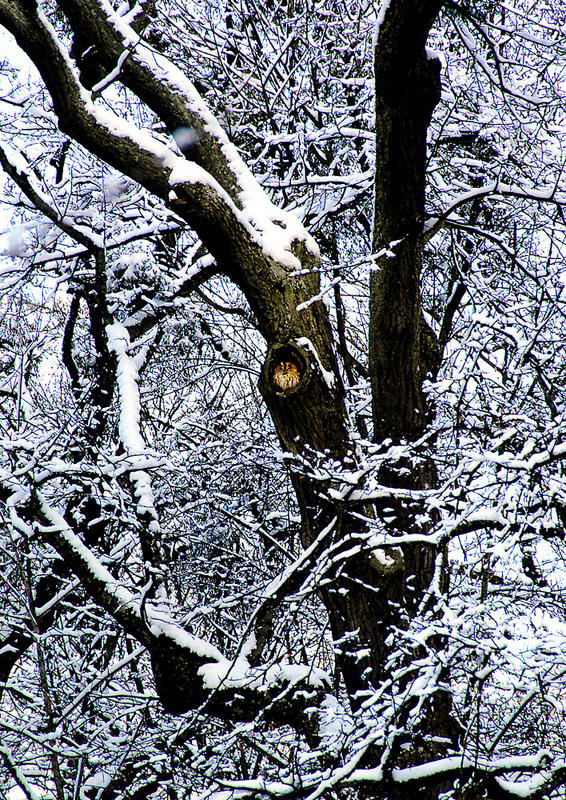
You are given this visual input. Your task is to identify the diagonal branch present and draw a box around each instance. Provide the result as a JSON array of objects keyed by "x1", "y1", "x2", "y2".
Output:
[
  {"x1": 8, "y1": 485, "x2": 331, "y2": 736},
  {"x1": 0, "y1": 139, "x2": 102, "y2": 252},
  {"x1": 56, "y1": 0, "x2": 255, "y2": 208},
  {"x1": 0, "y1": 0, "x2": 327, "y2": 344},
  {"x1": 0, "y1": 2, "x2": 255, "y2": 271}
]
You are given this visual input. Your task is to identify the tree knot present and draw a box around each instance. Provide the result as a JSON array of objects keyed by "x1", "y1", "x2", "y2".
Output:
[{"x1": 260, "y1": 342, "x2": 311, "y2": 397}]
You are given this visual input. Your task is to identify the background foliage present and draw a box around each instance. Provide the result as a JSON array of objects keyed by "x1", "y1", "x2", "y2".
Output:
[{"x1": 2, "y1": 1, "x2": 566, "y2": 798}]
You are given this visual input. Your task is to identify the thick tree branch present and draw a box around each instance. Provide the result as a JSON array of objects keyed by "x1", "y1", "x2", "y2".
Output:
[
  {"x1": 0, "y1": 1, "x2": 336, "y2": 352},
  {"x1": 15, "y1": 487, "x2": 331, "y2": 736},
  {"x1": 57, "y1": 0, "x2": 250, "y2": 208}
]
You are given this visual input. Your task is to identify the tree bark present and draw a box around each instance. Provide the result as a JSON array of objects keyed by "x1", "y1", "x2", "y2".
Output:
[
  {"x1": 369, "y1": 5, "x2": 461, "y2": 794},
  {"x1": 0, "y1": 1, "x2": 458, "y2": 782},
  {"x1": 370, "y1": 0, "x2": 442, "y2": 443}
]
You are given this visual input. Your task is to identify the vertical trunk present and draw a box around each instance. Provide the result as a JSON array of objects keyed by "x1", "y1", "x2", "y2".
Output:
[
  {"x1": 256, "y1": 2, "x2": 449, "y2": 722},
  {"x1": 370, "y1": 0, "x2": 444, "y2": 635},
  {"x1": 368, "y1": 4, "x2": 461, "y2": 795},
  {"x1": 258, "y1": 326, "x2": 403, "y2": 701},
  {"x1": 370, "y1": 4, "x2": 442, "y2": 444}
]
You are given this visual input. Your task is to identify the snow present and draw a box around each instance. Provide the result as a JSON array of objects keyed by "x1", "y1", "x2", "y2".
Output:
[
  {"x1": 90, "y1": 0, "x2": 320, "y2": 272},
  {"x1": 166, "y1": 153, "x2": 223, "y2": 194},
  {"x1": 371, "y1": 547, "x2": 397, "y2": 567},
  {"x1": 91, "y1": 42, "x2": 136, "y2": 95},
  {"x1": 198, "y1": 655, "x2": 251, "y2": 689},
  {"x1": 106, "y1": 322, "x2": 160, "y2": 529},
  {"x1": 0, "y1": 752, "x2": 43, "y2": 800},
  {"x1": 103, "y1": 173, "x2": 128, "y2": 200},
  {"x1": 294, "y1": 337, "x2": 336, "y2": 388},
  {"x1": 146, "y1": 613, "x2": 224, "y2": 661},
  {"x1": 198, "y1": 655, "x2": 330, "y2": 692},
  {"x1": 167, "y1": 135, "x2": 318, "y2": 272},
  {"x1": 318, "y1": 695, "x2": 354, "y2": 750},
  {"x1": 349, "y1": 752, "x2": 555, "y2": 786},
  {"x1": 495, "y1": 771, "x2": 560, "y2": 798},
  {"x1": 296, "y1": 276, "x2": 341, "y2": 312},
  {"x1": 82, "y1": 770, "x2": 112, "y2": 794},
  {"x1": 373, "y1": 0, "x2": 392, "y2": 44},
  {"x1": 36, "y1": 492, "x2": 137, "y2": 611}
]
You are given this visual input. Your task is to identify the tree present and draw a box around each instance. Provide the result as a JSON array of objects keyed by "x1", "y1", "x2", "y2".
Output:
[{"x1": 2, "y1": 0, "x2": 566, "y2": 798}]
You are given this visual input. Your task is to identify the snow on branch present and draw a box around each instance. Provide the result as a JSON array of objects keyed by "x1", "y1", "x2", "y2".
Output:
[
  {"x1": 32, "y1": 491, "x2": 144, "y2": 634},
  {"x1": 425, "y1": 179, "x2": 566, "y2": 242},
  {"x1": 24, "y1": 491, "x2": 244, "y2": 666},
  {"x1": 106, "y1": 322, "x2": 159, "y2": 529},
  {"x1": 331, "y1": 749, "x2": 566, "y2": 800},
  {"x1": 0, "y1": 138, "x2": 103, "y2": 251},
  {"x1": 0, "y1": 2, "x2": 265, "y2": 267},
  {"x1": 13, "y1": 486, "x2": 336, "y2": 730},
  {"x1": 56, "y1": 0, "x2": 320, "y2": 271}
]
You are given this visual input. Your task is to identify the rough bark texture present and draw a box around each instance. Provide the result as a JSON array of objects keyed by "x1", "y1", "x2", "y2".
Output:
[
  {"x1": 0, "y1": 1, "x2": 463, "y2": 796},
  {"x1": 369, "y1": 4, "x2": 459, "y2": 796},
  {"x1": 370, "y1": 0, "x2": 442, "y2": 443}
]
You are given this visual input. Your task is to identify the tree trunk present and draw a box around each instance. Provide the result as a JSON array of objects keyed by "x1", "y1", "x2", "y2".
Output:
[
  {"x1": 370, "y1": 0, "x2": 442, "y2": 444},
  {"x1": 0, "y1": 3, "x2": 461, "y2": 793},
  {"x1": 369, "y1": 4, "x2": 462, "y2": 792}
]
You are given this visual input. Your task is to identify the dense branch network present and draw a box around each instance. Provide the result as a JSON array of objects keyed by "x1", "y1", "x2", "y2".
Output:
[{"x1": 1, "y1": 2, "x2": 566, "y2": 799}]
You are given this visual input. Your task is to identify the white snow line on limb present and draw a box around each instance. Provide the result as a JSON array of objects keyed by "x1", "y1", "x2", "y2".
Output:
[
  {"x1": 95, "y1": 0, "x2": 320, "y2": 267},
  {"x1": 36, "y1": 492, "x2": 137, "y2": 611},
  {"x1": 294, "y1": 337, "x2": 336, "y2": 389},
  {"x1": 106, "y1": 321, "x2": 160, "y2": 529}
]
